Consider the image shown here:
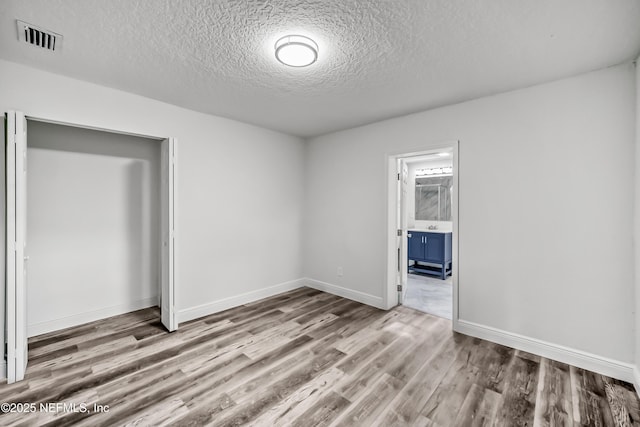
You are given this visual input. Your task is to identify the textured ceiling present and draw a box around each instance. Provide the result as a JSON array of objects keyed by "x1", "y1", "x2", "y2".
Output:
[{"x1": 0, "y1": 1, "x2": 639, "y2": 137}]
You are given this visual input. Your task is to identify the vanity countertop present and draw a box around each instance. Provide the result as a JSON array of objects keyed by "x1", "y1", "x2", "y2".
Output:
[{"x1": 408, "y1": 228, "x2": 452, "y2": 234}]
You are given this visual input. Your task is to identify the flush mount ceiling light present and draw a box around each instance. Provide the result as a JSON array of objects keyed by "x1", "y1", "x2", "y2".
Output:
[{"x1": 274, "y1": 35, "x2": 318, "y2": 67}]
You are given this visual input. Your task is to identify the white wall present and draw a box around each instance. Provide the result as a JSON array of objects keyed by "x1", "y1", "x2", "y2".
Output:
[
  {"x1": 304, "y1": 63, "x2": 636, "y2": 364},
  {"x1": 26, "y1": 121, "x2": 160, "y2": 336},
  {"x1": 0, "y1": 59, "x2": 305, "y2": 336}
]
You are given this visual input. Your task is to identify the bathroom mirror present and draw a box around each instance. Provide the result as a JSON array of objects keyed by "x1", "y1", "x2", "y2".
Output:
[{"x1": 415, "y1": 176, "x2": 452, "y2": 221}]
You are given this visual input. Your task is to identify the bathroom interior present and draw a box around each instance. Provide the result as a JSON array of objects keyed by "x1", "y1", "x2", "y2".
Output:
[{"x1": 404, "y1": 150, "x2": 453, "y2": 319}]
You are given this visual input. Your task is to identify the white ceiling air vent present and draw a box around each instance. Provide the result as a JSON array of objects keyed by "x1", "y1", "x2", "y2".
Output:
[{"x1": 16, "y1": 20, "x2": 62, "y2": 52}]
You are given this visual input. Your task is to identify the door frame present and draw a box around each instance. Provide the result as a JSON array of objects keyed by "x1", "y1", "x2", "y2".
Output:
[
  {"x1": 396, "y1": 158, "x2": 409, "y2": 305},
  {"x1": 384, "y1": 140, "x2": 459, "y2": 330},
  {"x1": 4, "y1": 113, "x2": 178, "y2": 381}
]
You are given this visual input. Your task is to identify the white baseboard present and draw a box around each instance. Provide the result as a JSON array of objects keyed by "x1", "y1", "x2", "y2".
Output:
[
  {"x1": 304, "y1": 278, "x2": 385, "y2": 309},
  {"x1": 0, "y1": 361, "x2": 6, "y2": 380},
  {"x1": 634, "y1": 366, "x2": 640, "y2": 399},
  {"x1": 27, "y1": 296, "x2": 158, "y2": 337},
  {"x1": 456, "y1": 319, "x2": 636, "y2": 384},
  {"x1": 177, "y1": 278, "x2": 305, "y2": 324}
]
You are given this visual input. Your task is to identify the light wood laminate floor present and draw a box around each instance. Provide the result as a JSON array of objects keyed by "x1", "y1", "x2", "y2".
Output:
[{"x1": 0, "y1": 287, "x2": 638, "y2": 426}]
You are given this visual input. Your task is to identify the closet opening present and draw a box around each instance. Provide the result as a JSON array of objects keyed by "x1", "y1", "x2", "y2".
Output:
[
  {"x1": 5, "y1": 111, "x2": 176, "y2": 383},
  {"x1": 27, "y1": 120, "x2": 162, "y2": 335}
]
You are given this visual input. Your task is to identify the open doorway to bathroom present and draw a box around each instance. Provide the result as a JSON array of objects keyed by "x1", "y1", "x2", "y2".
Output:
[
  {"x1": 404, "y1": 153, "x2": 453, "y2": 318},
  {"x1": 386, "y1": 141, "x2": 458, "y2": 325}
]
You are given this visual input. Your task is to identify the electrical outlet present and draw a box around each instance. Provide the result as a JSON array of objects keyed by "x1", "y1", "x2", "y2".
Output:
[{"x1": 337, "y1": 267, "x2": 343, "y2": 277}]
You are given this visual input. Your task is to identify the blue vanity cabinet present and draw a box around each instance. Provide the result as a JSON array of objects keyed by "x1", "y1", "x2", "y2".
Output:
[{"x1": 408, "y1": 231, "x2": 452, "y2": 279}]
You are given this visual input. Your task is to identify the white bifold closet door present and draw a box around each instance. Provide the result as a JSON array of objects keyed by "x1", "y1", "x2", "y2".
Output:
[
  {"x1": 6, "y1": 111, "x2": 28, "y2": 384},
  {"x1": 160, "y1": 137, "x2": 177, "y2": 332}
]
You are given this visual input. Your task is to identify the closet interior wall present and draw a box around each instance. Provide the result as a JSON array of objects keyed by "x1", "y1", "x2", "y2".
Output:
[{"x1": 26, "y1": 120, "x2": 161, "y2": 336}]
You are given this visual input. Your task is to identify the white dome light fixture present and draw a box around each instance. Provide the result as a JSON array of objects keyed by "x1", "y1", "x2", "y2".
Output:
[{"x1": 275, "y1": 35, "x2": 318, "y2": 67}]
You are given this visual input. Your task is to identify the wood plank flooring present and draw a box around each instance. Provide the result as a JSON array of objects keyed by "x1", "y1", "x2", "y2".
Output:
[{"x1": 0, "y1": 287, "x2": 638, "y2": 426}]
